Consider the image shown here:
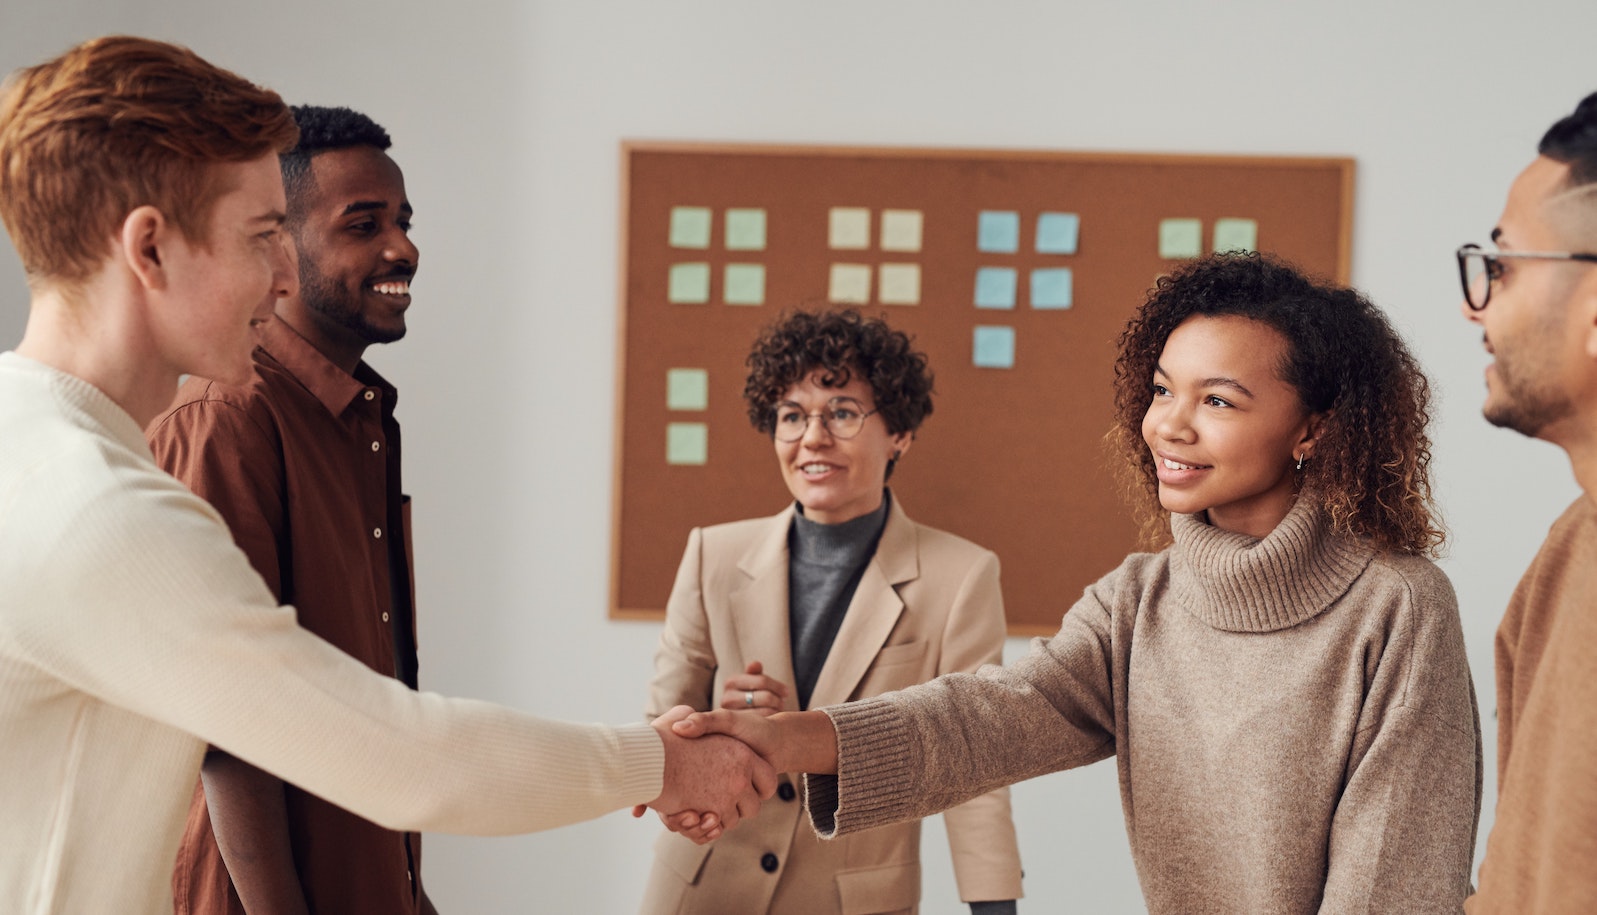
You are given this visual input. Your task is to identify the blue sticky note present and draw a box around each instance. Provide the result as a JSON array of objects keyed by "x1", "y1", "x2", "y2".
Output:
[
  {"x1": 977, "y1": 210, "x2": 1020, "y2": 253},
  {"x1": 723, "y1": 263, "x2": 765, "y2": 305},
  {"x1": 972, "y1": 326, "x2": 1016, "y2": 369},
  {"x1": 667, "y1": 263, "x2": 710, "y2": 303},
  {"x1": 1036, "y1": 212, "x2": 1080, "y2": 254},
  {"x1": 1031, "y1": 268, "x2": 1073, "y2": 309},
  {"x1": 669, "y1": 206, "x2": 712, "y2": 249},
  {"x1": 974, "y1": 267, "x2": 1017, "y2": 309},
  {"x1": 666, "y1": 422, "x2": 708, "y2": 465}
]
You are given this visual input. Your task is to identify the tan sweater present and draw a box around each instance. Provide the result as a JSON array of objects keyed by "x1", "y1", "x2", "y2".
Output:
[
  {"x1": 808, "y1": 498, "x2": 1482, "y2": 914},
  {"x1": 1467, "y1": 496, "x2": 1597, "y2": 914},
  {"x1": 0, "y1": 353, "x2": 664, "y2": 915}
]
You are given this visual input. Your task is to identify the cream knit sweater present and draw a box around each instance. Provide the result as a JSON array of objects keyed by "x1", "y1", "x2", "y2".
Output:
[
  {"x1": 808, "y1": 497, "x2": 1482, "y2": 914},
  {"x1": 0, "y1": 353, "x2": 663, "y2": 914}
]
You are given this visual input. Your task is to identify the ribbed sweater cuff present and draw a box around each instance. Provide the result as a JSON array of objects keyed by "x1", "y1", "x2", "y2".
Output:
[
  {"x1": 614, "y1": 722, "x2": 667, "y2": 805},
  {"x1": 806, "y1": 697, "x2": 917, "y2": 838}
]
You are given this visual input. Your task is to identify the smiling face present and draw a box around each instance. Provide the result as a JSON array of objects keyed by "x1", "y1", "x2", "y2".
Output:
[
  {"x1": 1464, "y1": 156, "x2": 1597, "y2": 442},
  {"x1": 280, "y1": 145, "x2": 417, "y2": 369},
  {"x1": 152, "y1": 154, "x2": 295, "y2": 385},
  {"x1": 774, "y1": 369, "x2": 912, "y2": 525},
  {"x1": 1141, "y1": 314, "x2": 1321, "y2": 539}
]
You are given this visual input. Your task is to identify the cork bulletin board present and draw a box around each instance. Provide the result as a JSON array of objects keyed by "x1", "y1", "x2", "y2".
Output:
[{"x1": 612, "y1": 142, "x2": 1353, "y2": 635}]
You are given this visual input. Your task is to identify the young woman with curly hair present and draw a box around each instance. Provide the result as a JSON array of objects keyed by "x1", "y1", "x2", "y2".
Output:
[
  {"x1": 639, "y1": 309, "x2": 1023, "y2": 915},
  {"x1": 675, "y1": 254, "x2": 1483, "y2": 914}
]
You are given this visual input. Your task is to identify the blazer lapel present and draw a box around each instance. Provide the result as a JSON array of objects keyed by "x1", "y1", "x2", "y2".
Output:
[
  {"x1": 730, "y1": 506, "x2": 800, "y2": 712},
  {"x1": 806, "y1": 497, "x2": 919, "y2": 708}
]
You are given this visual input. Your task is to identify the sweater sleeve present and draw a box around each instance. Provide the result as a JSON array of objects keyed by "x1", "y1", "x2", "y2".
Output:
[
  {"x1": 807, "y1": 569, "x2": 1123, "y2": 839},
  {"x1": 934, "y1": 550, "x2": 1025, "y2": 904},
  {"x1": 5, "y1": 452, "x2": 664, "y2": 835},
  {"x1": 1318, "y1": 565, "x2": 1481, "y2": 914},
  {"x1": 645, "y1": 527, "x2": 718, "y2": 719}
]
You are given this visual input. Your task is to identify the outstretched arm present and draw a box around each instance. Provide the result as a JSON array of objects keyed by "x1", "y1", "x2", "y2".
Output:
[{"x1": 672, "y1": 708, "x2": 838, "y2": 775}]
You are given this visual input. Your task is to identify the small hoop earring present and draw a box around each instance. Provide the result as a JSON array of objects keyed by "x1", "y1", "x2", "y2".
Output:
[{"x1": 1295, "y1": 453, "x2": 1305, "y2": 472}]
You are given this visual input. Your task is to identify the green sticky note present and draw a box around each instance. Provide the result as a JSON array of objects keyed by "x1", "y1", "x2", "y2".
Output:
[
  {"x1": 669, "y1": 206, "x2": 712, "y2": 249},
  {"x1": 1159, "y1": 218, "x2": 1202, "y2": 259},
  {"x1": 1213, "y1": 218, "x2": 1258, "y2": 253},
  {"x1": 667, "y1": 263, "x2": 710, "y2": 303},
  {"x1": 724, "y1": 264, "x2": 765, "y2": 305},
  {"x1": 666, "y1": 368, "x2": 708, "y2": 411},
  {"x1": 666, "y1": 422, "x2": 708, "y2": 465},
  {"x1": 725, "y1": 208, "x2": 767, "y2": 250}
]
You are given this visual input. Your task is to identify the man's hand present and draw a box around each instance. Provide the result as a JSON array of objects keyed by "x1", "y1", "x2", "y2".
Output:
[
  {"x1": 671, "y1": 708, "x2": 839, "y2": 775},
  {"x1": 719, "y1": 660, "x2": 789, "y2": 716},
  {"x1": 646, "y1": 706, "x2": 778, "y2": 841}
]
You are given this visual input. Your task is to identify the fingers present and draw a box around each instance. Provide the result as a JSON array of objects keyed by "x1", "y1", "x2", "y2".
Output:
[
  {"x1": 748, "y1": 753, "x2": 778, "y2": 799},
  {"x1": 630, "y1": 804, "x2": 647, "y2": 818}
]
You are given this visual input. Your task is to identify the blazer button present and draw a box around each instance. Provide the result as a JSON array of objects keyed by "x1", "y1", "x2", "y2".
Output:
[
  {"x1": 777, "y1": 782, "x2": 796, "y2": 802},
  {"x1": 760, "y1": 853, "x2": 779, "y2": 873}
]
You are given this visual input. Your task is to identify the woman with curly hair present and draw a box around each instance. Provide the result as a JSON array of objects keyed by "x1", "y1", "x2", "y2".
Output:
[
  {"x1": 638, "y1": 309, "x2": 1023, "y2": 914},
  {"x1": 676, "y1": 254, "x2": 1483, "y2": 914}
]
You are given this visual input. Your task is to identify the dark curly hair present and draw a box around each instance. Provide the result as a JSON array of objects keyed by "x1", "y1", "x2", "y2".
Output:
[
  {"x1": 1109, "y1": 252, "x2": 1444, "y2": 557},
  {"x1": 744, "y1": 308, "x2": 933, "y2": 451},
  {"x1": 1539, "y1": 90, "x2": 1597, "y2": 187},
  {"x1": 278, "y1": 105, "x2": 392, "y2": 219}
]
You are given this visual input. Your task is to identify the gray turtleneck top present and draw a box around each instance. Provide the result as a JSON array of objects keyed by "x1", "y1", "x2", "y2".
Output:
[
  {"x1": 806, "y1": 497, "x2": 1482, "y2": 915},
  {"x1": 787, "y1": 494, "x2": 889, "y2": 710}
]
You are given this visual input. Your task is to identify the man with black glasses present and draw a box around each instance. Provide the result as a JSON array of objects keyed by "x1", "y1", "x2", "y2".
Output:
[{"x1": 1458, "y1": 91, "x2": 1597, "y2": 913}]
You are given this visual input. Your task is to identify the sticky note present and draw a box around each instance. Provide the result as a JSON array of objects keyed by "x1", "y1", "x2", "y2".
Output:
[
  {"x1": 666, "y1": 422, "x2": 708, "y2": 465},
  {"x1": 724, "y1": 264, "x2": 765, "y2": 305},
  {"x1": 977, "y1": 210, "x2": 1020, "y2": 253},
  {"x1": 880, "y1": 209, "x2": 924, "y2": 252},
  {"x1": 974, "y1": 267, "x2": 1017, "y2": 309},
  {"x1": 829, "y1": 263, "x2": 872, "y2": 304},
  {"x1": 666, "y1": 368, "x2": 708, "y2": 411},
  {"x1": 1036, "y1": 212, "x2": 1080, "y2": 254},
  {"x1": 1159, "y1": 219, "x2": 1203, "y2": 259},
  {"x1": 725, "y1": 208, "x2": 767, "y2": 250},
  {"x1": 1213, "y1": 218, "x2": 1258, "y2": 253},
  {"x1": 879, "y1": 263, "x2": 921, "y2": 305},
  {"x1": 669, "y1": 206, "x2": 712, "y2": 249},
  {"x1": 829, "y1": 207, "x2": 871, "y2": 249},
  {"x1": 973, "y1": 326, "x2": 1015, "y2": 369},
  {"x1": 1031, "y1": 268, "x2": 1073, "y2": 309},
  {"x1": 667, "y1": 263, "x2": 710, "y2": 303}
]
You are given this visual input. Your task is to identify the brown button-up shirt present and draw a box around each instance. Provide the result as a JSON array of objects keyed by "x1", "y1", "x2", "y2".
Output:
[{"x1": 148, "y1": 316, "x2": 423, "y2": 915}]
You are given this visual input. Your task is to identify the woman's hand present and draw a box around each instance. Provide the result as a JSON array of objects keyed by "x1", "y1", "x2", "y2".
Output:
[{"x1": 720, "y1": 660, "x2": 790, "y2": 717}]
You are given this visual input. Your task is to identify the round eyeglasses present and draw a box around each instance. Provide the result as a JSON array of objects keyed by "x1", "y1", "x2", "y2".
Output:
[
  {"x1": 773, "y1": 397, "x2": 880, "y2": 442},
  {"x1": 1457, "y1": 242, "x2": 1597, "y2": 311}
]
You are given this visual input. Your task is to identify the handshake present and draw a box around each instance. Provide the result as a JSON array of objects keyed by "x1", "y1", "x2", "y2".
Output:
[{"x1": 635, "y1": 663, "x2": 839, "y2": 844}]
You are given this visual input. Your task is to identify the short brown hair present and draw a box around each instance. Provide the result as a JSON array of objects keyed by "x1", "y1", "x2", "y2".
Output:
[
  {"x1": 743, "y1": 308, "x2": 934, "y2": 437},
  {"x1": 0, "y1": 36, "x2": 298, "y2": 283}
]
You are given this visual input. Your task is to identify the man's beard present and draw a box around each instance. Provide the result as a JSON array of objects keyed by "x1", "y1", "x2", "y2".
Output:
[{"x1": 299, "y1": 260, "x2": 406, "y2": 345}]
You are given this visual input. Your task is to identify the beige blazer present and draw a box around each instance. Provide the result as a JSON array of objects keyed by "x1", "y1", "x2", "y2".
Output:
[{"x1": 641, "y1": 495, "x2": 1023, "y2": 915}]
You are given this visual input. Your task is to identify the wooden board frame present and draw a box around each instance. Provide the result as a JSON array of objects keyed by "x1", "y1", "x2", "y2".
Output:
[{"x1": 611, "y1": 141, "x2": 1354, "y2": 635}]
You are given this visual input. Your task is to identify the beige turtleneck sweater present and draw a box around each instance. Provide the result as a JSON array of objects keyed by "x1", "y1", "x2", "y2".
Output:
[{"x1": 806, "y1": 498, "x2": 1482, "y2": 914}]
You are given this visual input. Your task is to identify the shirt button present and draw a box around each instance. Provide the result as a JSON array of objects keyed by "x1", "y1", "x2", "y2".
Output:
[
  {"x1": 364, "y1": 390, "x2": 376, "y2": 401},
  {"x1": 373, "y1": 527, "x2": 383, "y2": 539},
  {"x1": 382, "y1": 611, "x2": 390, "y2": 622},
  {"x1": 371, "y1": 441, "x2": 381, "y2": 452},
  {"x1": 760, "y1": 853, "x2": 779, "y2": 873},
  {"x1": 777, "y1": 782, "x2": 796, "y2": 802}
]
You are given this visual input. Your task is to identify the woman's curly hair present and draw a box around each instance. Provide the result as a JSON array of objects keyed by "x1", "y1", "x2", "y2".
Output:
[
  {"x1": 743, "y1": 308, "x2": 933, "y2": 442},
  {"x1": 1109, "y1": 252, "x2": 1444, "y2": 557}
]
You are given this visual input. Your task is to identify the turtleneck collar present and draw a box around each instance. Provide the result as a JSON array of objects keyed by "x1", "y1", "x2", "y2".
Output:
[
  {"x1": 1168, "y1": 495, "x2": 1374, "y2": 633},
  {"x1": 790, "y1": 491, "x2": 891, "y2": 568}
]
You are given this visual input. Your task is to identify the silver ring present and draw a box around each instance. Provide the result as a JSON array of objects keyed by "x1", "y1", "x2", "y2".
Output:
[{"x1": 744, "y1": 691, "x2": 754, "y2": 707}]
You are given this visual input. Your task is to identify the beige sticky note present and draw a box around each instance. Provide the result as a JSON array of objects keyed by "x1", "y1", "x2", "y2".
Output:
[
  {"x1": 828, "y1": 263, "x2": 872, "y2": 304},
  {"x1": 878, "y1": 263, "x2": 921, "y2": 305},
  {"x1": 880, "y1": 209, "x2": 924, "y2": 252},
  {"x1": 666, "y1": 422, "x2": 708, "y2": 465},
  {"x1": 1158, "y1": 218, "x2": 1203, "y2": 259},
  {"x1": 1213, "y1": 218, "x2": 1258, "y2": 253},
  {"x1": 829, "y1": 207, "x2": 871, "y2": 250}
]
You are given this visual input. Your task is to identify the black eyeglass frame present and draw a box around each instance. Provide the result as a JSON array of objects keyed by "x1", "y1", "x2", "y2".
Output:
[
  {"x1": 1456, "y1": 242, "x2": 1597, "y2": 311},
  {"x1": 771, "y1": 397, "x2": 881, "y2": 443}
]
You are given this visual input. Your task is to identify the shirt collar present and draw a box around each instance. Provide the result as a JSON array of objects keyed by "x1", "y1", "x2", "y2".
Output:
[{"x1": 256, "y1": 315, "x2": 397, "y2": 417}]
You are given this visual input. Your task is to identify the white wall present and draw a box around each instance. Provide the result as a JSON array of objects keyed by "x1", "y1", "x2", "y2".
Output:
[{"x1": 3, "y1": 2, "x2": 1593, "y2": 911}]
